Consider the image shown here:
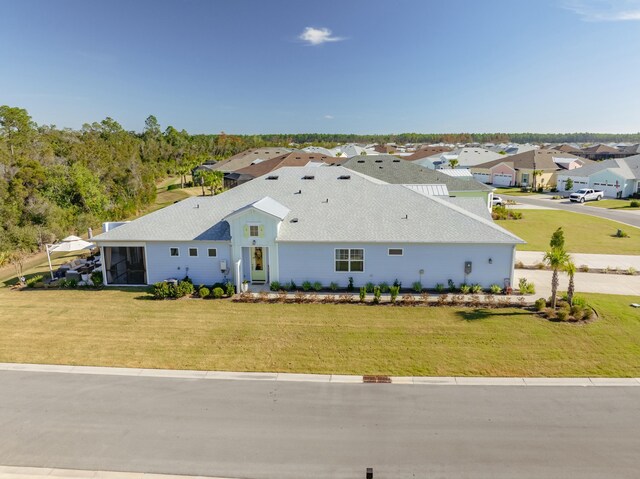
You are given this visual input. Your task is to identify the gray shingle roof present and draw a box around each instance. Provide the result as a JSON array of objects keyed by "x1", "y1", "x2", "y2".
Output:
[
  {"x1": 343, "y1": 155, "x2": 493, "y2": 192},
  {"x1": 93, "y1": 167, "x2": 523, "y2": 245},
  {"x1": 560, "y1": 154, "x2": 640, "y2": 180}
]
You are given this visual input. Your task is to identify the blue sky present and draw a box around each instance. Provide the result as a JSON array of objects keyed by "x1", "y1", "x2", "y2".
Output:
[{"x1": 1, "y1": 0, "x2": 639, "y2": 134}]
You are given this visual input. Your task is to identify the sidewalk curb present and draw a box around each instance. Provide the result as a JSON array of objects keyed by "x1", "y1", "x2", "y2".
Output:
[{"x1": 1, "y1": 362, "x2": 639, "y2": 386}]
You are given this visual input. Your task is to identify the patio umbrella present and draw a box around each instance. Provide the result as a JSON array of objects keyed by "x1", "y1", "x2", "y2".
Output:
[{"x1": 46, "y1": 235, "x2": 95, "y2": 279}]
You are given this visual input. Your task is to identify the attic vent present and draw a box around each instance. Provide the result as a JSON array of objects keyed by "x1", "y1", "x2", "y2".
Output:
[
  {"x1": 375, "y1": 160, "x2": 383, "y2": 163},
  {"x1": 393, "y1": 159, "x2": 400, "y2": 162},
  {"x1": 338, "y1": 175, "x2": 351, "y2": 180},
  {"x1": 302, "y1": 175, "x2": 315, "y2": 180},
  {"x1": 290, "y1": 218, "x2": 299, "y2": 223},
  {"x1": 266, "y1": 175, "x2": 279, "y2": 180},
  {"x1": 357, "y1": 160, "x2": 365, "y2": 163}
]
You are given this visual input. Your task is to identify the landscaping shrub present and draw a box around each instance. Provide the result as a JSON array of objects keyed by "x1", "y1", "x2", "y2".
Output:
[
  {"x1": 378, "y1": 282, "x2": 389, "y2": 293},
  {"x1": 491, "y1": 206, "x2": 523, "y2": 220},
  {"x1": 181, "y1": 275, "x2": 193, "y2": 284},
  {"x1": 412, "y1": 281, "x2": 422, "y2": 293},
  {"x1": 389, "y1": 285, "x2": 399, "y2": 303},
  {"x1": 151, "y1": 282, "x2": 171, "y2": 299},
  {"x1": 420, "y1": 291, "x2": 430, "y2": 303},
  {"x1": 614, "y1": 229, "x2": 629, "y2": 238},
  {"x1": 628, "y1": 267, "x2": 637, "y2": 276},
  {"x1": 543, "y1": 307, "x2": 557, "y2": 320},
  {"x1": 212, "y1": 287, "x2": 224, "y2": 299},
  {"x1": 313, "y1": 281, "x2": 322, "y2": 292},
  {"x1": 269, "y1": 281, "x2": 281, "y2": 291},
  {"x1": 167, "y1": 183, "x2": 183, "y2": 191},
  {"x1": 447, "y1": 279, "x2": 456, "y2": 293},
  {"x1": 489, "y1": 284, "x2": 502, "y2": 294},
  {"x1": 579, "y1": 264, "x2": 589, "y2": 273},
  {"x1": 176, "y1": 280, "x2": 194, "y2": 297},
  {"x1": 435, "y1": 283, "x2": 444, "y2": 293},
  {"x1": 329, "y1": 281, "x2": 339, "y2": 291},
  {"x1": 365, "y1": 282, "x2": 375, "y2": 293},
  {"x1": 26, "y1": 274, "x2": 43, "y2": 288},
  {"x1": 347, "y1": 277, "x2": 354, "y2": 292},
  {"x1": 514, "y1": 260, "x2": 524, "y2": 269},
  {"x1": 534, "y1": 298, "x2": 547, "y2": 311},
  {"x1": 518, "y1": 277, "x2": 535, "y2": 295},
  {"x1": 225, "y1": 281, "x2": 235, "y2": 297},
  {"x1": 66, "y1": 278, "x2": 78, "y2": 288},
  {"x1": 459, "y1": 283, "x2": 470, "y2": 294},
  {"x1": 294, "y1": 291, "x2": 305, "y2": 303},
  {"x1": 359, "y1": 287, "x2": 366, "y2": 302},
  {"x1": 302, "y1": 281, "x2": 312, "y2": 292},
  {"x1": 90, "y1": 270, "x2": 103, "y2": 287},
  {"x1": 556, "y1": 309, "x2": 569, "y2": 321},
  {"x1": 436, "y1": 294, "x2": 447, "y2": 306},
  {"x1": 373, "y1": 286, "x2": 381, "y2": 304},
  {"x1": 199, "y1": 287, "x2": 210, "y2": 299},
  {"x1": 631, "y1": 200, "x2": 640, "y2": 208},
  {"x1": 470, "y1": 284, "x2": 482, "y2": 294},
  {"x1": 401, "y1": 294, "x2": 415, "y2": 305},
  {"x1": 570, "y1": 305, "x2": 586, "y2": 320},
  {"x1": 289, "y1": 280, "x2": 298, "y2": 291}
]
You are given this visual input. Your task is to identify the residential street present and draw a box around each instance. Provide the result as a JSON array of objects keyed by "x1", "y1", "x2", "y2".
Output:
[
  {"x1": 503, "y1": 194, "x2": 640, "y2": 227},
  {"x1": 2, "y1": 371, "x2": 640, "y2": 479}
]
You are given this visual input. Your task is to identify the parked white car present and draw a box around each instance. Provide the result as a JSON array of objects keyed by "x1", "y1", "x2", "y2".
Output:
[
  {"x1": 492, "y1": 196, "x2": 504, "y2": 207},
  {"x1": 569, "y1": 189, "x2": 604, "y2": 203}
]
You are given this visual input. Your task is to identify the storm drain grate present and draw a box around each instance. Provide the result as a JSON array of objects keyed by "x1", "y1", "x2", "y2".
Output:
[{"x1": 363, "y1": 375, "x2": 391, "y2": 384}]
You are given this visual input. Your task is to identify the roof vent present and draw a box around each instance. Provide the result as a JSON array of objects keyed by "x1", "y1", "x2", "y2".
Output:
[
  {"x1": 375, "y1": 160, "x2": 383, "y2": 163},
  {"x1": 357, "y1": 160, "x2": 365, "y2": 163},
  {"x1": 295, "y1": 189, "x2": 302, "y2": 194},
  {"x1": 393, "y1": 159, "x2": 400, "y2": 162},
  {"x1": 266, "y1": 175, "x2": 279, "y2": 180},
  {"x1": 290, "y1": 218, "x2": 299, "y2": 223},
  {"x1": 302, "y1": 175, "x2": 315, "y2": 180},
  {"x1": 402, "y1": 214, "x2": 408, "y2": 219},
  {"x1": 338, "y1": 175, "x2": 351, "y2": 180}
]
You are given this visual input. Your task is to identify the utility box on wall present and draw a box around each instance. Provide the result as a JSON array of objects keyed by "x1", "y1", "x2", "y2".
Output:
[{"x1": 464, "y1": 261, "x2": 472, "y2": 275}]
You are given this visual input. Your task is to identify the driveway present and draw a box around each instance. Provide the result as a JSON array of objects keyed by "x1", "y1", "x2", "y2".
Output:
[
  {"x1": 503, "y1": 194, "x2": 640, "y2": 228},
  {"x1": 2, "y1": 371, "x2": 640, "y2": 479},
  {"x1": 516, "y1": 251, "x2": 640, "y2": 270},
  {"x1": 514, "y1": 269, "x2": 640, "y2": 297}
]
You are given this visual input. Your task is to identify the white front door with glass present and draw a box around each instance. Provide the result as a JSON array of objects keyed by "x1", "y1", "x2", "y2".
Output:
[{"x1": 251, "y1": 246, "x2": 266, "y2": 282}]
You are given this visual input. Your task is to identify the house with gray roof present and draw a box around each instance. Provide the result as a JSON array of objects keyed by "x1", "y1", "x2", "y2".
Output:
[
  {"x1": 343, "y1": 155, "x2": 495, "y2": 208},
  {"x1": 92, "y1": 166, "x2": 524, "y2": 291},
  {"x1": 556, "y1": 154, "x2": 640, "y2": 198}
]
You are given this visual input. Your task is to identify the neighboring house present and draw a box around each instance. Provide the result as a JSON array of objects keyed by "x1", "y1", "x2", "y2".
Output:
[
  {"x1": 92, "y1": 167, "x2": 524, "y2": 290},
  {"x1": 223, "y1": 152, "x2": 345, "y2": 188},
  {"x1": 403, "y1": 146, "x2": 453, "y2": 161},
  {"x1": 416, "y1": 148, "x2": 504, "y2": 170},
  {"x1": 573, "y1": 143, "x2": 628, "y2": 161},
  {"x1": 470, "y1": 149, "x2": 588, "y2": 188},
  {"x1": 199, "y1": 148, "x2": 294, "y2": 174},
  {"x1": 557, "y1": 154, "x2": 640, "y2": 198},
  {"x1": 342, "y1": 155, "x2": 495, "y2": 208},
  {"x1": 552, "y1": 144, "x2": 582, "y2": 154},
  {"x1": 621, "y1": 144, "x2": 640, "y2": 156}
]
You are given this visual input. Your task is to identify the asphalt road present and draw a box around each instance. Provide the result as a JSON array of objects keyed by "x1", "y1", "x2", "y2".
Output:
[
  {"x1": 2, "y1": 372, "x2": 640, "y2": 479},
  {"x1": 503, "y1": 194, "x2": 640, "y2": 227}
]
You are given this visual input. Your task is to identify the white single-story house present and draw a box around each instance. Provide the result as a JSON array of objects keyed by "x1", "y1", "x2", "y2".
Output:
[
  {"x1": 557, "y1": 154, "x2": 640, "y2": 198},
  {"x1": 92, "y1": 167, "x2": 524, "y2": 291}
]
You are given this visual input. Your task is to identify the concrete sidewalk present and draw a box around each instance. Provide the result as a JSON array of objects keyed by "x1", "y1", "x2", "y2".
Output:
[
  {"x1": 516, "y1": 251, "x2": 640, "y2": 270},
  {"x1": 0, "y1": 466, "x2": 235, "y2": 479},
  {"x1": 0, "y1": 362, "x2": 638, "y2": 386},
  {"x1": 514, "y1": 269, "x2": 640, "y2": 296}
]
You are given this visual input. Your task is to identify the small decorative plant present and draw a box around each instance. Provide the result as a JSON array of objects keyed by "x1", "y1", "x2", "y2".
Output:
[
  {"x1": 347, "y1": 276, "x2": 354, "y2": 292},
  {"x1": 459, "y1": 283, "x2": 470, "y2": 294},
  {"x1": 199, "y1": 286, "x2": 210, "y2": 299},
  {"x1": 435, "y1": 283, "x2": 444, "y2": 293},
  {"x1": 378, "y1": 282, "x2": 390, "y2": 293},
  {"x1": 313, "y1": 281, "x2": 322, "y2": 292},
  {"x1": 412, "y1": 281, "x2": 422, "y2": 293},
  {"x1": 447, "y1": 279, "x2": 456, "y2": 293},
  {"x1": 212, "y1": 287, "x2": 224, "y2": 299},
  {"x1": 373, "y1": 285, "x2": 381, "y2": 304},
  {"x1": 489, "y1": 284, "x2": 502, "y2": 295},
  {"x1": 365, "y1": 282, "x2": 375, "y2": 293},
  {"x1": 329, "y1": 281, "x2": 339, "y2": 291},
  {"x1": 389, "y1": 285, "x2": 399, "y2": 303},
  {"x1": 470, "y1": 284, "x2": 482, "y2": 294},
  {"x1": 359, "y1": 286, "x2": 366, "y2": 302}
]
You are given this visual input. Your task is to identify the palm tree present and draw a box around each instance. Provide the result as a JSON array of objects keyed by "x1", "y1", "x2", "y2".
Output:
[
  {"x1": 544, "y1": 248, "x2": 569, "y2": 309},
  {"x1": 564, "y1": 260, "x2": 576, "y2": 306},
  {"x1": 449, "y1": 159, "x2": 459, "y2": 169}
]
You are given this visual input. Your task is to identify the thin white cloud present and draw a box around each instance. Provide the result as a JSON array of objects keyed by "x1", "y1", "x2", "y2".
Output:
[
  {"x1": 564, "y1": 0, "x2": 640, "y2": 21},
  {"x1": 298, "y1": 27, "x2": 345, "y2": 46},
  {"x1": 324, "y1": 115, "x2": 334, "y2": 120}
]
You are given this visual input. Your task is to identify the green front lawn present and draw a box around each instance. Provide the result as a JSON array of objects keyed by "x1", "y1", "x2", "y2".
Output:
[
  {"x1": 496, "y1": 210, "x2": 640, "y2": 253},
  {"x1": 0, "y1": 288, "x2": 638, "y2": 377},
  {"x1": 585, "y1": 199, "x2": 640, "y2": 210},
  {"x1": 495, "y1": 187, "x2": 539, "y2": 196}
]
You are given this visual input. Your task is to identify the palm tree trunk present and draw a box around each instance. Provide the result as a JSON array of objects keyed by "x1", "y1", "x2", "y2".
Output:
[
  {"x1": 551, "y1": 268, "x2": 559, "y2": 309},
  {"x1": 567, "y1": 273, "x2": 574, "y2": 306}
]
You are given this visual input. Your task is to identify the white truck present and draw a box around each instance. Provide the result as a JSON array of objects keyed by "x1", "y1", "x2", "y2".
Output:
[{"x1": 569, "y1": 188, "x2": 604, "y2": 203}]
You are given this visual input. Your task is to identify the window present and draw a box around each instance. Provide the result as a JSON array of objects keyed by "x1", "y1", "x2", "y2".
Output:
[
  {"x1": 521, "y1": 173, "x2": 529, "y2": 184},
  {"x1": 249, "y1": 225, "x2": 259, "y2": 237},
  {"x1": 208, "y1": 248, "x2": 217, "y2": 257},
  {"x1": 170, "y1": 247, "x2": 179, "y2": 257},
  {"x1": 335, "y1": 248, "x2": 364, "y2": 272},
  {"x1": 189, "y1": 248, "x2": 198, "y2": 257},
  {"x1": 388, "y1": 248, "x2": 403, "y2": 256}
]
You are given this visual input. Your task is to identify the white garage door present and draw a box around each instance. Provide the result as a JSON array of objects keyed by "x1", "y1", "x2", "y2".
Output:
[
  {"x1": 473, "y1": 173, "x2": 491, "y2": 184},
  {"x1": 493, "y1": 174, "x2": 513, "y2": 186},
  {"x1": 594, "y1": 183, "x2": 620, "y2": 198}
]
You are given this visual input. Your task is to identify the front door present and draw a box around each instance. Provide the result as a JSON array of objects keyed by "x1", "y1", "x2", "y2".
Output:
[{"x1": 251, "y1": 247, "x2": 266, "y2": 282}]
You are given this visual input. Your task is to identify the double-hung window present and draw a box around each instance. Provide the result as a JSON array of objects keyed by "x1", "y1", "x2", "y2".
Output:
[
  {"x1": 249, "y1": 225, "x2": 259, "y2": 237},
  {"x1": 335, "y1": 248, "x2": 364, "y2": 272}
]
